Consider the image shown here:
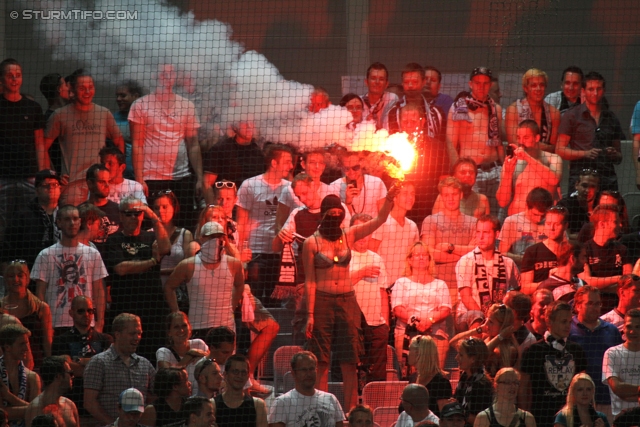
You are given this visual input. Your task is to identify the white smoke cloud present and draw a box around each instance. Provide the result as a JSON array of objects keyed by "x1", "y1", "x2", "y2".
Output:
[{"x1": 19, "y1": 0, "x2": 380, "y2": 151}]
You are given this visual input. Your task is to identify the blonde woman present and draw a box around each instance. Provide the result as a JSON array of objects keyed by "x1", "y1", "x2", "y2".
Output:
[
  {"x1": 554, "y1": 374, "x2": 609, "y2": 427},
  {"x1": 391, "y1": 242, "x2": 451, "y2": 369},
  {"x1": 407, "y1": 335, "x2": 452, "y2": 417},
  {"x1": 474, "y1": 367, "x2": 535, "y2": 427}
]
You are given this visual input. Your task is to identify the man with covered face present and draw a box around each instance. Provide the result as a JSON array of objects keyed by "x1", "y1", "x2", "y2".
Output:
[
  {"x1": 302, "y1": 189, "x2": 397, "y2": 412},
  {"x1": 165, "y1": 221, "x2": 244, "y2": 339}
]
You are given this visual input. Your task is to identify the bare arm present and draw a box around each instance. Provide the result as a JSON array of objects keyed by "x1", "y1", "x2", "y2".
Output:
[
  {"x1": 35, "y1": 280, "x2": 47, "y2": 302},
  {"x1": 275, "y1": 203, "x2": 291, "y2": 233},
  {"x1": 460, "y1": 287, "x2": 482, "y2": 311},
  {"x1": 139, "y1": 405, "x2": 157, "y2": 427},
  {"x1": 203, "y1": 172, "x2": 218, "y2": 205},
  {"x1": 496, "y1": 155, "x2": 516, "y2": 208},
  {"x1": 607, "y1": 376, "x2": 640, "y2": 402},
  {"x1": 130, "y1": 120, "x2": 148, "y2": 195},
  {"x1": 40, "y1": 303, "x2": 53, "y2": 357},
  {"x1": 255, "y1": 398, "x2": 268, "y2": 427},
  {"x1": 556, "y1": 134, "x2": 601, "y2": 161},
  {"x1": 27, "y1": 371, "x2": 40, "y2": 402},
  {"x1": 348, "y1": 197, "x2": 393, "y2": 243},
  {"x1": 504, "y1": 104, "x2": 519, "y2": 147},
  {"x1": 114, "y1": 258, "x2": 159, "y2": 276},
  {"x1": 236, "y1": 206, "x2": 250, "y2": 251},
  {"x1": 230, "y1": 257, "x2": 245, "y2": 310},
  {"x1": 84, "y1": 388, "x2": 115, "y2": 425},
  {"x1": 520, "y1": 150, "x2": 562, "y2": 187},
  {"x1": 92, "y1": 279, "x2": 105, "y2": 333},
  {"x1": 446, "y1": 109, "x2": 460, "y2": 167},
  {"x1": 164, "y1": 259, "x2": 195, "y2": 312},
  {"x1": 520, "y1": 271, "x2": 538, "y2": 296},
  {"x1": 34, "y1": 129, "x2": 46, "y2": 171},
  {"x1": 185, "y1": 133, "x2": 204, "y2": 198},
  {"x1": 302, "y1": 237, "x2": 318, "y2": 338},
  {"x1": 473, "y1": 409, "x2": 491, "y2": 427},
  {"x1": 578, "y1": 263, "x2": 622, "y2": 290}
]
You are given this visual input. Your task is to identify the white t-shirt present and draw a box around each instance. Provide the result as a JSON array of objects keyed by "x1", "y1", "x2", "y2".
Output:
[
  {"x1": 156, "y1": 339, "x2": 209, "y2": 396},
  {"x1": 603, "y1": 344, "x2": 640, "y2": 415},
  {"x1": 108, "y1": 179, "x2": 147, "y2": 205},
  {"x1": 351, "y1": 250, "x2": 388, "y2": 327},
  {"x1": 372, "y1": 215, "x2": 419, "y2": 284},
  {"x1": 279, "y1": 182, "x2": 333, "y2": 211},
  {"x1": 236, "y1": 175, "x2": 290, "y2": 254},
  {"x1": 455, "y1": 248, "x2": 521, "y2": 317},
  {"x1": 128, "y1": 93, "x2": 200, "y2": 180},
  {"x1": 390, "y1": 277, "x2": 451, "y2": 339},
  {"x1": 396, "y1": 410, "x2": 440, "y2": 427},
  {"x1": 329, "y1": 174, "x2": 387, "y2": 218},
  {"x1": 268, "y1": 389, "x2": 345, "y2": 427},
  {"x1": 30, "y1": 242, "x2": 108, "y2": 327}
]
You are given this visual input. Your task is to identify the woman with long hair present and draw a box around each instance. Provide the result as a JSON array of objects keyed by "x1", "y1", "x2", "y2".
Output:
[
  {"x1": 474, "y1": 368, "x2": 535, "y2": 427},
  {"x1": 454, "y1": 337, "x2": 493, "y2": 427},
  {"x1": 554, "y1": 373, "x2": 608, "y2": 427},
  {"x1": 391, "y1": 242, "x2": 451, "y2": 369},
  {"x1": 152, "y1": 190, "x2": 193, "y2": 283},
  {"x1": 156, "y1": 312, "x2": 208, "y2": 396},
  {"x1": 407, "y1": 335, "x2": 452, "y2": 417}
]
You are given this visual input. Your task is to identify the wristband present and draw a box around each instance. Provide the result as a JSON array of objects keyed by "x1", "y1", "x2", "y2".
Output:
[
  {"x1": 447, "y1": 243, "x2": 455, "y2": 254},
  {"x1": 150, "y1": 258, "x2": 158, "y2": 266}
]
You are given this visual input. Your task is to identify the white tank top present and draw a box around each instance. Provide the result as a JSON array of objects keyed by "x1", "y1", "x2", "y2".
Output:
[{"x1": 187, "y1": 254, "x2": 235, "y2": 330}]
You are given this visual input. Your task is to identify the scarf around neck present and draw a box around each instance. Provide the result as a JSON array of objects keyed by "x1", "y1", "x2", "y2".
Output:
[
  {"x1": 473, "y1": 248, "x2": 508, "y2": 315},
  {"x1": 516, "y1": 98, "x2": 552, "y2": 143},
  {"x1": 452, "y1": 91, "x2": 500, "y2": 147}
]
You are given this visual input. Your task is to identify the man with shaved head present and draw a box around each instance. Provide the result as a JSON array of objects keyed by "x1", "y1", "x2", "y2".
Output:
[{"x1": 397, "y1": 384, "x2": 439, "y2": 427}]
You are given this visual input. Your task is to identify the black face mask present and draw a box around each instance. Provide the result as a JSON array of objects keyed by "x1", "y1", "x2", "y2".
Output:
[{"x1": 318, "y1": 212, "x2": 345, "y2": 241}]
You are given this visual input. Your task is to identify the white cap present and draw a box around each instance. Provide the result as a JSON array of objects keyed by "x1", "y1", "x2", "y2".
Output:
[
  {"x1": 200, "y1": 221, "x2": 225, "y2": 237},
  {"x1": 119, "y1": 388, "x2": 144, "y2": 413}
]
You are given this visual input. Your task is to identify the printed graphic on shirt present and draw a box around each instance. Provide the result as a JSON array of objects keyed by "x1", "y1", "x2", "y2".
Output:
[
  {"x1": 55, "y1": 254, "x2": 88, "y2": 309},
  {"x1": 544, "y1": 354, "x2": 575, "y2": 394}
]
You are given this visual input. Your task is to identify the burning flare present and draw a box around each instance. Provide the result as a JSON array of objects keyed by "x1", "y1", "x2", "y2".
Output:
[{"x1": 382, "y1": 132, "x2": 417, "y2": 180}]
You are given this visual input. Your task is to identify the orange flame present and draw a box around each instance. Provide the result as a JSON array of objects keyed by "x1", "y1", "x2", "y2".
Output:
[{"x1": 383, "y1": 132, "x2": 417, "y2": 180}]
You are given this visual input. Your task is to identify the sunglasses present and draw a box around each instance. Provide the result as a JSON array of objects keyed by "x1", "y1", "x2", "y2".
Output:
[
  {"x1": 343, "y1": 164, "x2": 361, "y2": 172},
  {"x1": 11, "y1": 259, "x2": 27, "y2": 265},
  {"x1": 155, "y1": 189, "x2": 174, "y2": 196},
  {"x1": 581, "y1": 168, "x2": 598, "y2": 176},
  {"x1": 214, "y1": 181, "x2": 236, "y2": 189},
  {"x1": 547, "y1": 206, "x2": 568, "y2": 214},
  {"x1": 76, "y1": 308, "x2": 96, "y2": 316},
  {"x1": 121, "y1": 210, "x2": 144, "y2": 217}
]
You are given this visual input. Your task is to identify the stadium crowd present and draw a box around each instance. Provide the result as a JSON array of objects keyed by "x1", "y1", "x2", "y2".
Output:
[{"x1": 2, "y1": 56, "x2": 640, "y2": 427}]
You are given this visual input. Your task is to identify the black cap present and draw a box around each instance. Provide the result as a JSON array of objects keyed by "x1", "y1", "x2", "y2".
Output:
[
  {"x1": 441, "y1": 402, "x2": 465, "y2": 418},
  {"x1": 470, "y1": 66, "x2": 492, "y2": 79},
  {"x1": 35, "y1": 169, "x2": 61, "y2": 187}
]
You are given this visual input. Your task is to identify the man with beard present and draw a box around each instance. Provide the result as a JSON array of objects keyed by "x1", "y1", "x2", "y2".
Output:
[
  {"x1": 433, "y1": 158, "x2": 490, "y2": 219},
  {"x1": 32, "y1": 204, "x2": 107, "y2": 334},
  {"x1": 268, "y1": 351, "x2": 344, "y2": 427},
  {"x1": 25, "y1": 356, "x2": 79, "y2": 427},
  {"x1": 81, "y1": 164, "x2": 121, "y2": 248}
]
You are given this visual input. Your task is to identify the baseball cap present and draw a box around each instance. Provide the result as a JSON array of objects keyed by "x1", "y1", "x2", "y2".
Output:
[
  {"x1": 441, "y1": 402, "x2": 465, "y2": 418},
  {"x1": 119, "y1": 388, "x2": 144, "y2": 413},
  {"x1": 470, "y1": 66, "x2": 492, "y2": 79},
  {"x1": 200, "y1": 221, "x2": 225, "y2": 237},
  {"x1": 35, "y1": 169, "x2": 61, "y2": 187}
]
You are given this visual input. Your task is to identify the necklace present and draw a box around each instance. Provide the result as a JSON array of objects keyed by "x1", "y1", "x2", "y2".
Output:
[
  {"x1": 333, "y1": 238, "x2": 344, "y2": 262},
  {"x1": 350, "y1": 179, "x2": 366, "y2": 214}
]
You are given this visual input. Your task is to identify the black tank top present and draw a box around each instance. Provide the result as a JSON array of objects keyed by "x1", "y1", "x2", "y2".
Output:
[
  {"x1": 152, "y1": 398, "x2": 184, "y2": 427},
  {"x1": 486, "y1": 405, "x2": 526, "y2": 427},
  {"x1": 214, "y1": 394, "x2": 257, "y2": 427}
]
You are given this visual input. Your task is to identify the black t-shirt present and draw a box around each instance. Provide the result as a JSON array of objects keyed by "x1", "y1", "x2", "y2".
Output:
[
  {"x1": 0, "y1": 96, "x2": 45, "y2": 178},
  {"x1": 426, "y1": 372, "x2": 452, "y2": 418},
  {"x1": 520, "y1": 339, "x2": 588, "y2": 427},
  {"x1": 521, "y1": 242, "x2": 557, "y2": 283},
  {"x1": 620, "y1": 232, "x2": 640, "y2": 266},
  {"x1": 584, "y1": 239, "x2": 630, "y2": 277},
  {"x1": 103, "y1": 231, "x2": 166, "y2": 317},
  {"x1": 202, "y1": 137, "x2": 265, "y2": 188}
]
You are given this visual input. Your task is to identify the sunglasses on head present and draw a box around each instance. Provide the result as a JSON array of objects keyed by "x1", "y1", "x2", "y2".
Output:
[
  {"x1": 214, "y1": 181, "x2": 236, "y2": 189},
  {"x1": 155, "y1": 189, "x2": 173, "y2": 197}
]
